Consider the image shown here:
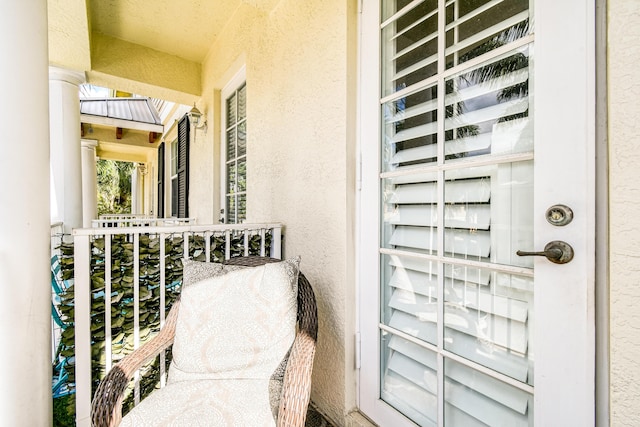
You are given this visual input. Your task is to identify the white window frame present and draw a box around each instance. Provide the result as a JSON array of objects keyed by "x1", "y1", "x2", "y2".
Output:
[{"x1": 220, "y1": 65, "x2": 247, "y2": 224}]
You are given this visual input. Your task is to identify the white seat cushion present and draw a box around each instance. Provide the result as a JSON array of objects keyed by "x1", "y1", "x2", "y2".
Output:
[{"x1": 120, "y1": 378, "x2": 276, "y2": 427}]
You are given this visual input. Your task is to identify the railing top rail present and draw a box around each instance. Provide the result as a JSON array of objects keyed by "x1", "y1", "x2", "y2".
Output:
[
  {"x1": 98, "y1": 214, "x2": 156, "y2": 219},
  {"x1": 91, "y1": 218, "x2": 197, "y2": 227},
  {"x1": 73, "y1": 222, "x2": 284, "y2": 236}
]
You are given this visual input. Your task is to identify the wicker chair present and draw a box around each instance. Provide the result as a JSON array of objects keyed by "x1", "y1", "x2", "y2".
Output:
[{"x1": 91, "y1": 256, "x2": 318, "y2": 427}]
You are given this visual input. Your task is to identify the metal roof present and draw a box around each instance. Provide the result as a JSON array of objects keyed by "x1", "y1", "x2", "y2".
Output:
[{"x1": 80, "y1": 97, "x2": 164, "y2": 133}]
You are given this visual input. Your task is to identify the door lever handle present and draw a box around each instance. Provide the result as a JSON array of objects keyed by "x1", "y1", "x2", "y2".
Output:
[{"x1": 516, "y1": 240, "x2": 574, "y2": 264}]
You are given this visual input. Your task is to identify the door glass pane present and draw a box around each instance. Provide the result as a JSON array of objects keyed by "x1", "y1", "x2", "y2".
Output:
[
  {"x1": 383, "y1": 84, "x2": 439, "y2": 173},
  {"x1": 443, "y1": 162, "x2": 533, "y2": 268},
  {"x1": 444, "y1": 359, "x2": 534, "y2": 426},
  {"x1": 381, "y1": 331, "x2": 438, "y2": 427},
  {"x1": 444, "y1": 264, "x2": 533, "y2": 385},
  {"x1": 382, "y1": 172, "x2": 439, "y2": 255},
  {"x1": 381, "y1": 0, "x2": 438, "y2": 98},
  {"x1": 445, "y1": 47, "x2": 532, "y2": 162},
  {"x1": 381, "y1": 253, "x2": 438, "y2": 345},
  {"x1": 445, "y1": 0, "x2": 531, "y2": 70},
  {"x1": 377, "y1": 1, "x2": 534, "y2": 426}
]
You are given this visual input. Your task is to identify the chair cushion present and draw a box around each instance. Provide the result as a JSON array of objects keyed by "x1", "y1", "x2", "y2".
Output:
[
  {"x1": 120, "y1": 378, "x2": 276, "y2": 427},
  {"x1": 169, "y1": 257, "x2": 299, "y2": 382}
]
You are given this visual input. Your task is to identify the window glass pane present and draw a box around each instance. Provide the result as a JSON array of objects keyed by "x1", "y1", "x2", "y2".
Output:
[
  {"x1": 227, "y1": 163, "x2": 236, "y2": 195},
  {"x1": 383, "y1": 84, "x2": 438, "y2": 172},
  {"x1": 226, "y1": 93, "x2": 237, "y2": 128},
  {"x1": 237, "y1": 160, "x2": 246, "y2": 192},
  {"x1": 171, "y1": 177, "x2": 178, "y2": 217},
  {"x1": 226, "y1": 195, "x2": 236, "y2": 224},
  {"x1": 444, "y1": 358, "x2": 533, "y2": 426},
  {"x1": 237, "y1": 194, "x2": 246, "y2": 223},
  {"x1": 170, "y1": 140, "x2": 178, "y2": 176},
  {"x1": 382, "y1": 0, "x2": 439, "y2": 97},
  {"x1": 238, "y1": 84, "x2": 247, "y2": 120},
  {"x1": 227, "y1": 129, "x2": 236, "y2": 160},
  {"x1": 445, "y1": 0, "x2": 531, "y2": 69},
  {"x1": 381, "y1": 331, "x2": 438, "y2": 427},
  {"x1": 237, "y1": 121, "x2": 247, "y2": 157}
]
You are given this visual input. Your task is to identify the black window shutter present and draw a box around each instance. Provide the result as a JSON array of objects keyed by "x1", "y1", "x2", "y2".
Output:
[
  {"x1": 177, "y1": 115, "x2": 190, "y2": 218},
  {"x1": 157, "y1": 142, "x2": 165, "y2": 218}
]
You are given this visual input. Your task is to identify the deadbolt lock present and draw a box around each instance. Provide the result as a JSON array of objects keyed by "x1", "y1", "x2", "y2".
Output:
[{"x1": 545, "y1": 204, "x2": 573, "y2": 226}]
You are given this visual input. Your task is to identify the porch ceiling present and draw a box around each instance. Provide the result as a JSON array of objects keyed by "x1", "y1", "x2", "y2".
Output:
[
  {"x1": 88, "y1": 0, "x2": 243, "y2": 63},
  {"x1": 47, "y1": 0, "x2": 281, "y2": 104}
]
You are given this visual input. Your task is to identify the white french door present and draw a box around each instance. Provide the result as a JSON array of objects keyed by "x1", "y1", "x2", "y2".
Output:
[{"x1": 359, "y1": 0, "x2": 595, "y2": 426}]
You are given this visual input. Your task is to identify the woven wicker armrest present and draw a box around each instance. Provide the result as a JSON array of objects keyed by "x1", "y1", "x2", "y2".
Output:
[
  {"x1": 224, "y1": 256, "x2": 318, "y2": 427},
  {"x1": 91, "y1": 302, "x2": 180, "y2": 427}
]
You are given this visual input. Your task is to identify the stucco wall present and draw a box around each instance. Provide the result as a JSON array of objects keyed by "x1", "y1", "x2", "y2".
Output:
[
  {"x1": 196, "y1": 1, "x2": 357, "y2": 424},
  {"x1": 608, "y1": 1, "x2": 640, "y2": 425}
]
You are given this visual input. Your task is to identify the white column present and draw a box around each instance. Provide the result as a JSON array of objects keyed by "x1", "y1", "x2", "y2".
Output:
[
  {"x1": 0, "y1": 1, "x2": 53, "y2": 425},
  {"x1": 49, "y1": 66, "x2": 85, "y2": 234},
  {"x1": 139, "y1": 163, "x2": 148, "y2": 215},
  {"x1": 81, "y1": 139, "x2": 98, "y2": 227}
]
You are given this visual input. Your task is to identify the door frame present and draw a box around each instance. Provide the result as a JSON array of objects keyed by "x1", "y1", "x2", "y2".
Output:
[{"x1": 356, "y1": 0, "x2": 597, "y2": 425}]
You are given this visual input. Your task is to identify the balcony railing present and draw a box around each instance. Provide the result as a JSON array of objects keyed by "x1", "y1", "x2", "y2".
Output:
[
  {"x1": 69, "y1": 223, "x2": 282, "y2": 427},
  {"x1": 91, "y1": 216, "x2": 197, "y2": 228}
]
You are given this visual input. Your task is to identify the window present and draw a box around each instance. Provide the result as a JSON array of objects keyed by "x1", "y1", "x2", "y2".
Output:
[
  {"x1": 157, "y1": 142, "x2": 165, "y2": 217},
  {"x1": 223, "y1": 82, "x2": 247, "y2": 224}
]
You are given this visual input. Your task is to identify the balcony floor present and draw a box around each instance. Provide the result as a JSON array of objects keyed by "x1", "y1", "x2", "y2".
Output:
[{"x1": 306, "y1": 404, "x2": 335, "y2": 427}]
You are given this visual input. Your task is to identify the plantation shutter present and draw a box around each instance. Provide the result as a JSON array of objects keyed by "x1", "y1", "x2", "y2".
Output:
[
  {"x1": 378, "y1": 1, "x2": 534, "y2": 426},
  {"x1": 157, "y1": 142, "x2": 165, "y2": 217},
  {"x1": 177, "y1": 115, "x2": 190, "y2": 218}
]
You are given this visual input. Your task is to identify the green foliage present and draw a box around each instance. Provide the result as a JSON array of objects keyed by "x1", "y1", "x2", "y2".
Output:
[
  {"x1": 52, "y1": 393, "x2": 75, "y2": 427},
  {"x1": 53, "y1": 230, "x2": 272, "y2": 421},
  {"x1": 97, "y1": 160, "x2": 134, "y2": 216}
]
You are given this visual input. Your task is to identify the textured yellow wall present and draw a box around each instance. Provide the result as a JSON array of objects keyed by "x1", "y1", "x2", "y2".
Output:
[
  {"x1": 608, "y1": 1, "x2": 640, "y2": 425},
  {"x1": 89, "y1": 33, "x2": 202, "y2": 105},
  {"x1": 48, "y1": 0, "x2": 91, "y2": 71},
  {"x1": 195, "y1": 1, "x2": 358, "y2": 423}
]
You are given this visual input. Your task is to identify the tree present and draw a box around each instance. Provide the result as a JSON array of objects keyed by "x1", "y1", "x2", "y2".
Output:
[{"x1": 97, "y1": 160, "x2": 134, "y2": 215}]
